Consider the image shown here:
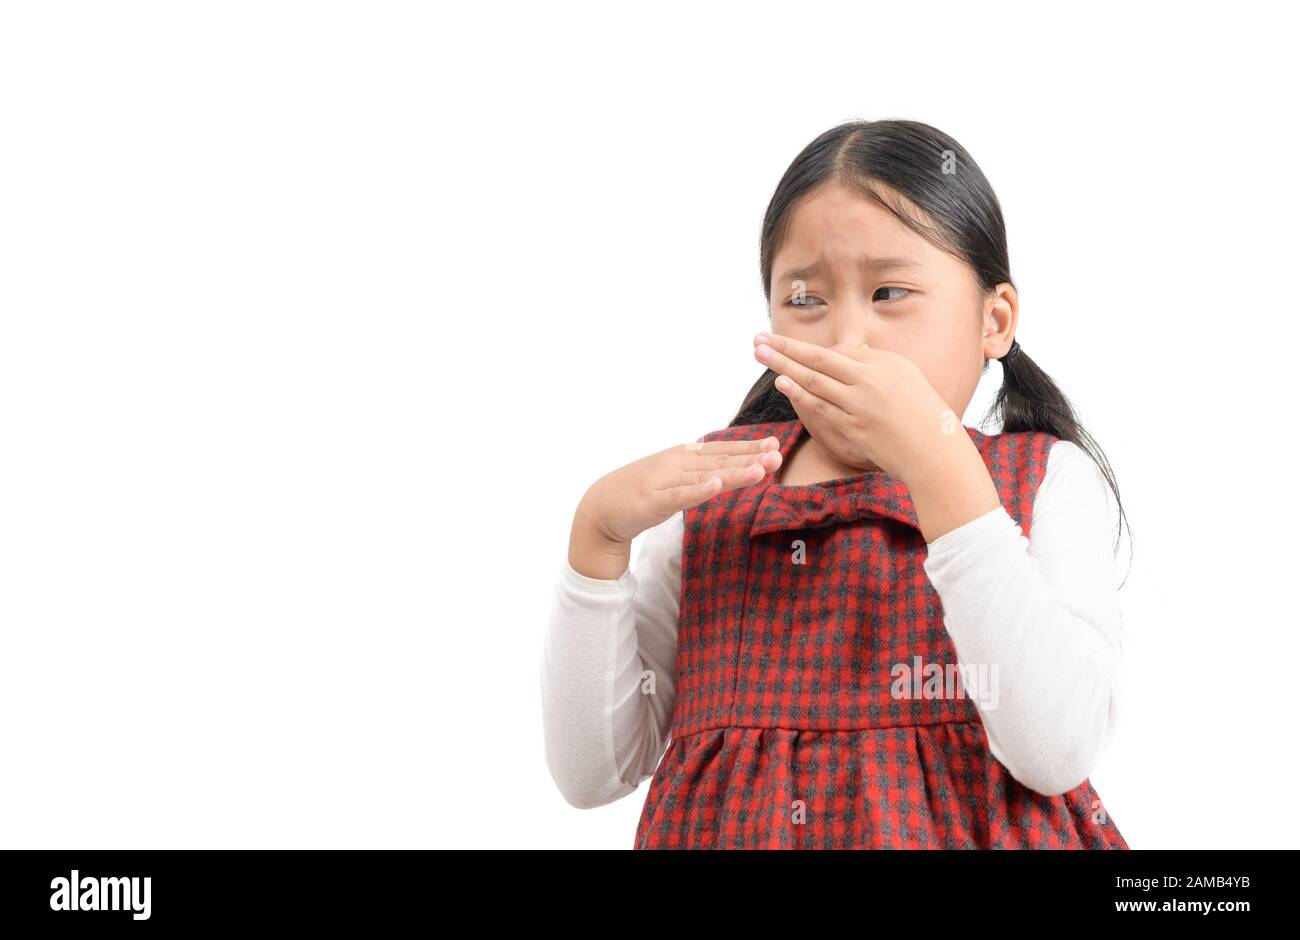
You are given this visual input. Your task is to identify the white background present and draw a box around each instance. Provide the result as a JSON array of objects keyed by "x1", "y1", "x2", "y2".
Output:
[{"x1": 1, "y1": 2, "x2": 1295, "y2": 848}]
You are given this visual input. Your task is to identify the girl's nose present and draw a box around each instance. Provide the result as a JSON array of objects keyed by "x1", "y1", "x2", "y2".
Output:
[
  {"x1": 831, "y1": 321, "x2": 871, "y2": 348},
  {"x1": 830, "y1": 305, "x2": 871, "y2": 348}
]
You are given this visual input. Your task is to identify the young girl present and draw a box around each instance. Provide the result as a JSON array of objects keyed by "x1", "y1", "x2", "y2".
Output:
[{"x1": 540, "y1": 119, "x2": 1132, "y2": 849}]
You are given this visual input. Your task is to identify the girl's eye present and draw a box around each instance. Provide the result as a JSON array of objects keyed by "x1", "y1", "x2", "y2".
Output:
[
  {"x1": 874, "y1": 286, "x2": 912, "y2": 302},
  {"x1": 785, "y1": 295, "x2": 824, "y2": 308}
]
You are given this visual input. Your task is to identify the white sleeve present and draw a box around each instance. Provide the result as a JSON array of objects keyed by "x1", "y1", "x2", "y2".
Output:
[
  {"x1": 539, "y1": 511, "x2": 683, "y2": 809},
  {"x1": 920, "y1": 439, "x2": 1125, "y2": 797}
]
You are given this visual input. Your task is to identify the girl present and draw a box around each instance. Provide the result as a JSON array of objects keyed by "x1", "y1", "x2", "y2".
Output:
[{"x1": 540, "y1": 119, "x2": 1132, "y2": 849}]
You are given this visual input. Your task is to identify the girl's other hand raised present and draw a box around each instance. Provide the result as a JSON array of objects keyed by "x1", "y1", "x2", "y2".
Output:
[{"x1": 568, "y1": 437, "x2": 782, "y2": 580}]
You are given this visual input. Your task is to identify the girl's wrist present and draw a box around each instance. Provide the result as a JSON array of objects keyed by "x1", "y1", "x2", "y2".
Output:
[
  {"x1": 903, "y1": 433, "x2": 1001, "y2": 544},
  {"x1": 568, "y1": 501, "x2": 632, "y2": 581}
]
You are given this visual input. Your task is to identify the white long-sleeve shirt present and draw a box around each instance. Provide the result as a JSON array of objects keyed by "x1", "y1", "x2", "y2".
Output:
[{"x1": 540, "y1": 438, "x2": 1126, "y2": 809}]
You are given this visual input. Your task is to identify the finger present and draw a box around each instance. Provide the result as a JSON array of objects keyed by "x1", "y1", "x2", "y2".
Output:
[
  {"x1": 659, "y1": 459, "x2": 773, "y2": 491},
  {"x1": 681, "y1": 436, "x2": 780, "y2": 455},
  {"x1": 651, "y1": 462, "x2": 771, "y2": 513},
  {"x1": 681, "y1": 455, "x2": 780, "y2": 473},
  {"x1": 830, "y1": 342, "x2": 873, "y2": 363},
  {"x1": 773, "y1": 372, "x2": 851, "y2": 420},
  {"x1": 682, "y1": 449, "x2": 782, "y2": 472},
  {"x1": 755, "y1": 332, "x2": 863, "y2": 384},
  {"x1": 755, "y1": 341, "x2": 852, "y2": 410}
]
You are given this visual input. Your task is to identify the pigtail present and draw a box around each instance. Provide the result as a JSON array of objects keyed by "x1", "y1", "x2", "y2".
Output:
[
  {"x1": 729, "y1": 369, "x2": 796, "y2": 428},
  {"x1": 985, "y1": 343, "x2": 1133, "y2": 585}
]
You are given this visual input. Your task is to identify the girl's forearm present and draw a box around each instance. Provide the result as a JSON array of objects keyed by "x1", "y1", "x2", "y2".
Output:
[{"x1": 905, "y1": 433, "x2": 1002, "y2": 544}]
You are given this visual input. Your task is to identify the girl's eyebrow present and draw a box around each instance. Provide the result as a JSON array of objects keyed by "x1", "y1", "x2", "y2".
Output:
[{"x1": 777, "y1": 255, "x2": 924, "y2": 285}]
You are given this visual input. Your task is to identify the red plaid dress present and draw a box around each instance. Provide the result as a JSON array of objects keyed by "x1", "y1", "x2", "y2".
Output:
[{"x1": 633, "y1": 417, "x2": 1128, "y2": 849}]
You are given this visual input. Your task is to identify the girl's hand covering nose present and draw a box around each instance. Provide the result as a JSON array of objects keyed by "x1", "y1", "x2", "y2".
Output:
[{"x1": 753, "y1": 331, "x2": 959, "y2": 484}]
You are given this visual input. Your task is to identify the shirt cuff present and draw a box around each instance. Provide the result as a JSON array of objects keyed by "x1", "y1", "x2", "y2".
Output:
[
  {"x1": 561, "y1": 558, "x2": 637, "y2": 596},
  {"x1": 924, "y1": 504, "x2": 1015, "y2": 552}
]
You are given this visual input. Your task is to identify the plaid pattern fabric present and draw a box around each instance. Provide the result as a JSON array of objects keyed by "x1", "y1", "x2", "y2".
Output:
[{"x1": 633, "y1": 417, "x2": 1128, "y2": 849}]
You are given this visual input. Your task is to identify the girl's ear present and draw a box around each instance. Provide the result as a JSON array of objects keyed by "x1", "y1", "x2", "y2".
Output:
[{"x1": 980, "y1": 282, "x2": 1018, "y2": 358}]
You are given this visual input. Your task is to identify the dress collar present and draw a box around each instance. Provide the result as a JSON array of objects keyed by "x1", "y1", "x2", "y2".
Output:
[{"x1": 748, "y1": 417, "x2": 988, "y2": 537}]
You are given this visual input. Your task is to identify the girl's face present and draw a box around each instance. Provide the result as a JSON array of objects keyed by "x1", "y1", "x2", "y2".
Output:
[{"x1": 767, "y1": 181, "x2": 1017, "y2": 422}]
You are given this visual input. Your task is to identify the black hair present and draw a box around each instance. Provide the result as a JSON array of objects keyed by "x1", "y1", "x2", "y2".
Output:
[{"x1": 731, "y1": 118, "x2": 1131, "y2": 582}]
